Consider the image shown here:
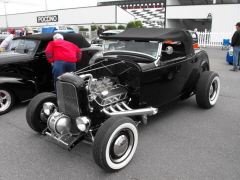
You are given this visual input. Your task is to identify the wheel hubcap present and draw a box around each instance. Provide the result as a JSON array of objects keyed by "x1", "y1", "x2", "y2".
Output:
[
  {"x1": 0, "y1": 90, "x2": 11, "y2": 112},
  {"x1": 209, "y1": 79, "x2": 218, "y2": 101},
  {"x1": 110, "y1": 129, "x2": 134, "y2": 163},
  {"x1": 113, "y1": 135, "x2": 129, "y2": 157}
]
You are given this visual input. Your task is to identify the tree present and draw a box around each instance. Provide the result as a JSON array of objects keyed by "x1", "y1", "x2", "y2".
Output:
[
  {"x1": 118, "y1": 25, "x2": 126, "y2": 29},
  {"x1": 135, "y1": 21, "x2": 143, "y2": 28},
  {"x1": 79, "y1": 28, "x2": 89, "y2": 31},
  {"x1": 126, "y1": 21, "x2": 137, "y2": 28},
  {"x1": 91, "y1": 26, "x2": 98, "y2": 31},
  {"x1": 126, "y1": 21, "x2": 143, "y2": 28},
  {"x1": 106, "y1": 25, "x2": 117, "y2": 30}
]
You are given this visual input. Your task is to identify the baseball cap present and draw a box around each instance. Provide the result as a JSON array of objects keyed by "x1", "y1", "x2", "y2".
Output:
[
  {"x1": 235, "y1": 22, "x2": 240, "y2": 26},
  {"x1": 7, "y1": 28, "x2": 15, "y2": 34}
]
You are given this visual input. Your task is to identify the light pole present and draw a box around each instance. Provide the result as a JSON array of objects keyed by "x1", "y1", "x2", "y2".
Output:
[
  {"x1": 3, "y1": 2, "x2": 9, "y2": 29},
  {"x1": 45, "y1": 0, "x2": 49, "y2": 26}
]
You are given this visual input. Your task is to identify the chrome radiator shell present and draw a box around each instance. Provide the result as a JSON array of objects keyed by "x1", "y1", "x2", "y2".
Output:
[
  {"x1": 56, "y1": 81, "x2": 81, "y2": 119},
  {"x1": 56, "y1": 79, "x2": 82, "y2": 134}
]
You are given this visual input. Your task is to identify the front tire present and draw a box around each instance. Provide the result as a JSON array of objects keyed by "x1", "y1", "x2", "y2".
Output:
[
  {"x1": 196, "y1": 71, "x2": 220, "y2": 109},
  {"x1": 26, "y1": 92, "x2": 57, "y2": 133},
  {"x1": 0, "y1": 88, "x2": 15, "y2": 115},
  {"x1": 93, "y1": 116, "x2": 138, "y2": 172}
]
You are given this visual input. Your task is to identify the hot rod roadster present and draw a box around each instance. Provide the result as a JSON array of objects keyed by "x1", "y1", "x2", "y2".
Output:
[{"x1": 26, "y1": 28, "x2": 220, "y2": 172}]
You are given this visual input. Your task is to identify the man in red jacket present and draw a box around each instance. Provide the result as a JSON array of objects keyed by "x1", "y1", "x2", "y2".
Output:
[{"x1": 45, "y1": 33, "x2": 82, "y2": 86}]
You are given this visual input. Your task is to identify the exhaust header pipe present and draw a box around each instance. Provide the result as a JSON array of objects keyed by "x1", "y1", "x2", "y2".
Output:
[{"x1": 102, "y1": 102, "x2": 158, "y2": 117}]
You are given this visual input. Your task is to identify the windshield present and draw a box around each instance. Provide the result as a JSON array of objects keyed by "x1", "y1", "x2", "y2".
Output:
[
  {"x1": 103, "y1": 40, "x2": 160, "y2": 58},
  {"x1": 11, "y1": 39, "x2": 38, "y2": 53}
]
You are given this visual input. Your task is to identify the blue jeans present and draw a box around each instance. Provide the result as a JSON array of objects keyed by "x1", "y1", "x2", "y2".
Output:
[
  {"x1": 52, "y1": 60, "x2": 76, "y2": 86},
  {"x1": 233, "y1": 46, "x2": 240, "y2": 69}
]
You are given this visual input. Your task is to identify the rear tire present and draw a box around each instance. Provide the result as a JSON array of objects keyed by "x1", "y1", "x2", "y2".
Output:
[
  {"x1": 196, "y1": 71, "x2": 220, "y2": 109},
  {"x1": 26, "y1": 92, "x2": 57, "y2": 133},
  {"x1": 93, "y1": 116, "x2": 138, "y2": 172}
]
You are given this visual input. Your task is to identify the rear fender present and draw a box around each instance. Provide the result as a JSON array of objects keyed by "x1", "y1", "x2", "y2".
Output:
[{"x1": 0, "y1": 73, "x2": 38, "y2": 102}]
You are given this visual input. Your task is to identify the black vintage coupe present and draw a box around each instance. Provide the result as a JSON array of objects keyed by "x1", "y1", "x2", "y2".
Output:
[
  {"x1": 26, "y1": 28, "x2": 220, "y2": 172},
  {"x1": 0, "y1": 33, "x2": 102, "y2": 115}
]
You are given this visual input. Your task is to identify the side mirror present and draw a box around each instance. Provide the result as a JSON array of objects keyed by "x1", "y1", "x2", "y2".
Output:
[{"x1": 162, "y1": 46, "x2": 173, "y2": 54}]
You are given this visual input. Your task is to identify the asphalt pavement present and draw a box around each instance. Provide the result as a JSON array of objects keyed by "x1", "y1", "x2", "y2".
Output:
[{"x1": 1, "y1": 47, "x2": 240, "y2": 180}]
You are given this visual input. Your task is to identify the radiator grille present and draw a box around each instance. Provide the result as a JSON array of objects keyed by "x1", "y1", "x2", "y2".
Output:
[{"x1": 56, "y1": 81, "x2": 80, "y2": 119}]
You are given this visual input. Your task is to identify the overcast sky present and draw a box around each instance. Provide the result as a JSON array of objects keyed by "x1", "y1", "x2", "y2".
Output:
[{"x1": 0, "y1": 0, "x2": 98, "y2": 15}]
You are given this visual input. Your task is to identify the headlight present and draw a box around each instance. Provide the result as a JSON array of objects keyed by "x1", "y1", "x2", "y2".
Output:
[
  {"x1": 43, "y1": 102, "x2": 57, "y2": 116},
  {"x1": 76, "y1": 116, "x2": 91, "y2": 132}
]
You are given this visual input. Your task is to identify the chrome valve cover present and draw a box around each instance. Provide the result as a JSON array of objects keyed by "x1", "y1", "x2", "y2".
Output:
[{"x1": 94, "y1": 86, "x2": 128, "y2": 106}]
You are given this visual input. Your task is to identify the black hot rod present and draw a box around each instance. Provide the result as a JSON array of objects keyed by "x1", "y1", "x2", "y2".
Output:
[{"x1": 26, "y1": 28, "x2": 220, "y2": 172}]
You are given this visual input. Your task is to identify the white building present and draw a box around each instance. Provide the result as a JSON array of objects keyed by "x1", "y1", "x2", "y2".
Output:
[
  {"x1": 166, "y1": 2, "x2": 240, "y2": 33},
  {"x1": 0, "y1": 5, "x2": 134, "y2": 32},
  {"x1": 0, "y1": 1, "x2": 239, "y2": 34}
]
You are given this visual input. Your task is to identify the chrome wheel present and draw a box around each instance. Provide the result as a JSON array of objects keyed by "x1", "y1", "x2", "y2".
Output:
[
  {"x1": 0, "y1": 90, "x2": 12, "y2": 113},
  {"x1": 209, "y1": 76, "x2": 220, "y2": 105}
]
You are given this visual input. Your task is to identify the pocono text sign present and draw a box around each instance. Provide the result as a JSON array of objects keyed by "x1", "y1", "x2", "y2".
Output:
[{"x1": 37, "y1": 15, "x2": 58, "y2": 23}]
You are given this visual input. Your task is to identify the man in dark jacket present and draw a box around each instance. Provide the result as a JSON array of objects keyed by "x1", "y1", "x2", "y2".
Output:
[
  {"x1": 46, "y1": 33, "x2": 82, "y2": 86},
  {"x1": 97, "y1": 25, "x2": 104, "y2": 37},
  {"x1": 230, "y1": 22, "x2": 240, "y2": 72}
]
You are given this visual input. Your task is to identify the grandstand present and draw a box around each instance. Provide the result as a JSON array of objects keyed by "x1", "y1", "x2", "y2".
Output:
[
  {"x1": 126, "y1": 7, "x2": 165, "y2": 28},
  {"x1": 97, "y1": 0, "x2": 166, "y2": 28}
]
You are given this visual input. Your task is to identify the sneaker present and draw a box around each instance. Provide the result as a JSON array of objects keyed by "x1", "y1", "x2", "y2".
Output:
[{"x1": 230, "y1": 68, "x2": 238, "y2": 72}]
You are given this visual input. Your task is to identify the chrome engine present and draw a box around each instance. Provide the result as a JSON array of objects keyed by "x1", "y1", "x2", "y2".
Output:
[{"x1": 87, "y1": 76, "x2": 128, "y2": 107}]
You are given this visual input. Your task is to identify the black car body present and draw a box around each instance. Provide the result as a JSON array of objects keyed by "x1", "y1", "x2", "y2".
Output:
[
  {"x1": 26, "y1": 28, "x2": 220, "y2": 172},
  {"x1": 0, "y1": 33, "x2": 102, "y2": 115}
]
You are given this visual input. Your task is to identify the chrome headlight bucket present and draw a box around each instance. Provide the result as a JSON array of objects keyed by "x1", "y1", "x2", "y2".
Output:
[
  {"x1": 76, "y1": 116, "x2": 91, "y2": 132},
  {"x1": 48, "y1": 111, "x2": 71, "y2": 135},
  {"x1": 43, "y1": 102, "x2": 57, "y2": 116}
]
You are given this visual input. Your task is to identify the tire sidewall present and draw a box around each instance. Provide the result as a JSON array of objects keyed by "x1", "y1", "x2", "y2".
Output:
[
  {"x1": 104, "y1": 122, "x2": 138, "y2": 170},
  {"x1": 196, "y1": 71, "x2": 220, "y2": 108},
  {"x1": 93, "y1": 117, "x2": 138, "y2": 171}
]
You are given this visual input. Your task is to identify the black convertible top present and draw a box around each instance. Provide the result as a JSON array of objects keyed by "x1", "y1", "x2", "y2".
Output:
[
  {"x1": 101, "y1": 28, "x2": 194, "y2": 56},
  {"x1": 14, "y1": 33, "x2": 90, "y2": 48}
]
